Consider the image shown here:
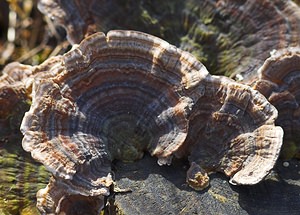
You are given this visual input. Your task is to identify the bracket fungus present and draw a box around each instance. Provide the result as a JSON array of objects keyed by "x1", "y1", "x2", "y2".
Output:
[
  {"x1": 252, "y1": 47, "x2": 300, "y2": 158},
  {"x1": 205, "y1": 0, "x2": 300, "y2": 81},
  {"x1": 20, "y1": 30, "x2": 205, "y2": 213},
  {"x1": 0, "y1": 63, "x2": 33, "y2": 144},
  {"x1": 0, "y1": 56, "x2": 64, "y2": 145},
  {"x1": 0, "y1": 59, "x2": 64, "y2": 214},
  {"x1": 181, "y1": 76, "x2": 283, "y2": 189},
  {"x1": 37, "y1": 0, "x2": 185, "y2": 45},
  {"x1": 38, "y1": 0, "x2": 300, "y2": 80},
  {"x1": 20, "y1": 30, "x2": 283, "y2": 213},
  {"x1": 174, "y1": 0, "x2": 300, "y2": 79},
  {"x1": 38, "y1": 0, "x2": 100, "y2": 44}
]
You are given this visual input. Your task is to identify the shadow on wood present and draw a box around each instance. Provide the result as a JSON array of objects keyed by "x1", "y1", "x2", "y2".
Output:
[{"x1": 110, "y1": 154, "x2": 300, "y2": 215}]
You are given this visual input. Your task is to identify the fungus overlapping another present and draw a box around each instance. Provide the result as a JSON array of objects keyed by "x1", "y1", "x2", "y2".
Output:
[
  {"x1": 38, "y1": 0, "x2": 300, "y2": 80},
  {"x1": 0, "y1": 61, "x2": 62, "y2": 214},
  {"x1": 20, "y1": 30, "x2": 206, "y2": 213},
  {"x1": 252, "y1": 47, "x2": 300, "y2": 158},
  {"x1": 0, "y1": 56, "x2": 64, "y2": 143},
  {"x1": 0, "y1": 63, "x2": 33, "y2": 142},
  {"x1": 181, "y1": 76, "x2": 283, "y2": 189},
  {"x1": 20, "y1": 30, "x2": 283, "y2": 214}
]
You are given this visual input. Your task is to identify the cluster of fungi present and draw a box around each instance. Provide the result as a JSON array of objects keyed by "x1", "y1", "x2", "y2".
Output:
[{"x1": 1, "y1": 0, "x2": 300, "y2": 214}]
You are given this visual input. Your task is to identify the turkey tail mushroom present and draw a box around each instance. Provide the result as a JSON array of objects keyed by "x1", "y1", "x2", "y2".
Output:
[
  {"x1": 0, "y1": 58, "x2": 66, "y2": 214},
  {"x1": 0, "y1": 63, "x2": 33, "y2": 143},
  {"x1": 20, "y1": 30, "x2": 283, "y2": 213},
  {"x1": 0, "y1": 56, "x2": 64, "y2": 144},
  {"x1": 252, "y1": 47, "x2": 300, "y2": 158},
  {"x1": 38, "y1": 0, "x2": 300, "y2": 80},
  {"x1": 20, "y1": 30, "x2": 207, "y2": 213},
  {"x1": 206, "y1": 0, "x2": 300, "y2": 80},
  {"x1": 178, "y1": 76, "x2": 283, "y2": 190}
]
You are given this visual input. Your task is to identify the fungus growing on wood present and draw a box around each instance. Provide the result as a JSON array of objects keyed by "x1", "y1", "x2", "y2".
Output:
[
  {"x1": 20, "y1": 30, "x2": 283, "y2": 213},
  {"x1": 252, "y1": 47, "x2": 300, "y2": 158}
]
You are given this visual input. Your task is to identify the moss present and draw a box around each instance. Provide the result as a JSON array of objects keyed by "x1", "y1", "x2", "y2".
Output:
[
  {"x1": 280, "y1": 139, "x2": 299, "y2": 159},
  {"x1": 180, "y1": 35, "x2": 206, "y2": 62},
  {"x1": 0, "y1": 208, "x2": 13, "y2": 215},
  {"x1": 20, "y1": 205, "x2": 41, "y2": 215},
  {"x1": 0, "y1": 143, "x2": 50, "y2": 214},
  {"x1": 105, "y1": 114, "x2": 150, "y2": 162},
  {"x1": 208, "y1": 190, "x2": 228, "y2": 203},
  {"x1": 141, "y1": 10, "x2": 158, "y2": 25}
]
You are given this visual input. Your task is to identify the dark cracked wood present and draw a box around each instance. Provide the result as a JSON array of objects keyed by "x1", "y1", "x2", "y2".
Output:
[{"x1": 112, "y1": 154, "x2": 300, "y2": 215}]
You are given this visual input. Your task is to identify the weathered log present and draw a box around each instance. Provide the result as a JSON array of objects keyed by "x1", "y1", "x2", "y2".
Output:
[{"x1": 112, "y1": 154, "x2": 300, "y2": 215}]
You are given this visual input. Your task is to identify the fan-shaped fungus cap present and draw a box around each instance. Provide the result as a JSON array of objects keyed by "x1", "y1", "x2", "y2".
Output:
[
  {"x1": 38, "y1": 0, "x2": 300, "y2": 81},
  {"x1": 0, "y1": 56, "x2": 64, "y2": 144},
  {"x1": 0, "y1": 63, "x2": 33, "y2": 143},
  {"x1": 20, "y1": 30, "x2": 207, "y2": 213},
  {"x1": 252, "y1": 47, "x2": 300, "y2": 158},
  {"x1": 36, "y1": 176, "x2": 107, "y2": 215},
  {"x1": 212, "y1": 0, "x2": 300, "y2": 81},
  {"x1": 0, "y1": 57, "x2": 62, "y2": 89},
  {"x1": 0, "y1": 61, "x2": 64, "y2": 213},
  {"x1": 0, "y1": 63, "x2": 32, "y2": 111},
  {"x1": 20, "y1": 30, "x2": 284, "y2": 211},
  {"x1": 179, "y1": 76, "x2": 283, "y2": 190},
  {"x1": 38, "y1": 0, "x2": 98, "y2": 44}
]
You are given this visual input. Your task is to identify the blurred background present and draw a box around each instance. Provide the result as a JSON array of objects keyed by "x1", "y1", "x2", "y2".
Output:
[{"x1": 0, "y1": 0, "x2": 68, "y2": 70}]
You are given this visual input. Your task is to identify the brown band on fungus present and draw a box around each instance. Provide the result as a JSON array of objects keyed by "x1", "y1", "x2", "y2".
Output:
[
  {"x1": 20, "y1": 31, "x2": 284, "y2": 213},
  {"x1": 38, "y1": 0, "x2": 300, "y2": 81},
  {"x1": 252, "y1": 47, "x2": 300, "y2": 158},
  {"x1": 36, "y1": 176, "x2": 107, "y2": 215},
  {"x1": 21, "y1": 30, "x2": 209, "y2": 213},
  {"x1": 0, "y1": 63, "x2": 33, "y2": 144},
  {"x1": 0, "y1": 60, "x2": 66, "y2": 213},
  {"x1": 0, "y1": 56, "x2": 64, "y2": 145},
  {"x1": 177, "y1": 76, "x2": 283, "y2": 189},
  {"x1": 212, "y1": 0, "x2": 300, "y2": 81}
]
